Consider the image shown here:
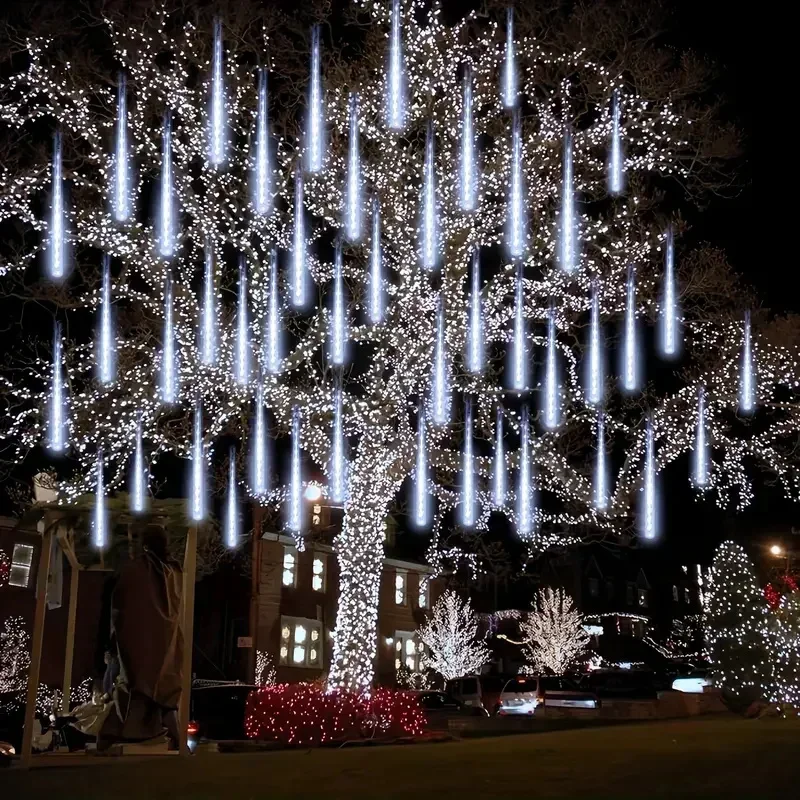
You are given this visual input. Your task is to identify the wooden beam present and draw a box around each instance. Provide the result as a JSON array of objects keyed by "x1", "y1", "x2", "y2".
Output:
[
  {"x1": 20, "y1": 524, "x2": 54, "y2": 768},
  {"x1": 60, "y1": 565, "x2": 80, "y2": 714},
  {"x1": 178, "y1": 525, "x2": 198, "y2": 756}
]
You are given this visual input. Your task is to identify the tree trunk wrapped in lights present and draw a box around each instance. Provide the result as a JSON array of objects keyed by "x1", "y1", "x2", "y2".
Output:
[{"x1": 0, "y1": 2, "x2": 797, "y2": 692}]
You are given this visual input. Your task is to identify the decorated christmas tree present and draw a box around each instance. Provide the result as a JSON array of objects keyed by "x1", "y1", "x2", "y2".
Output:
[
  {"x1": 705, "y1": 541, "x2": 769, "y2": 708},
  {"x1": 1, "y1": 1, "x2": 798, "y2": 691}
]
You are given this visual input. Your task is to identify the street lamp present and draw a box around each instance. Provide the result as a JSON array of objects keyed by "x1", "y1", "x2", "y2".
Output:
[
  {"x1": 304, "y1": 483, "x2": 322, "y2": 502},
  {"x1": 770, "y1": 544, "x2": 784, "y2": 557}
]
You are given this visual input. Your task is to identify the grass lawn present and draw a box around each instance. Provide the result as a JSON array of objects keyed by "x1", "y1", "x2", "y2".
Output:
[{"x1": 3, "y1": 715, "x2": 798, "y2": 799}]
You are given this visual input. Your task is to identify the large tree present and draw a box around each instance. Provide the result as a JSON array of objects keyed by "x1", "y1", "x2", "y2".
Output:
[{"x1": 0, "y1": 1, "x2": 796, "y2": 690}]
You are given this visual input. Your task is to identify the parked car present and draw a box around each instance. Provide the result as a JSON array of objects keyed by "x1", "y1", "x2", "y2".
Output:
[
  {"x1": 188, "y1": 682, "x2": 257, "y2": 746},
  {"x1": 446, "y1": 675, "x2": 598, "y2": 716},
  {"x1": 407, "y1": 690, "x2": 482, "y2": 729},
  {"x1": 580, "y1": 670, "x2": 660, "y2": 700},
  {"x1": 671, "y1": 670, "x2": 711, "y2": 694}
]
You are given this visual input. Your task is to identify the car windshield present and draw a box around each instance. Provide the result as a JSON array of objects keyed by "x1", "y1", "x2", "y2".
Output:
[{"x1": 502, "y1": 678, "x2": 538, "y2": 693}]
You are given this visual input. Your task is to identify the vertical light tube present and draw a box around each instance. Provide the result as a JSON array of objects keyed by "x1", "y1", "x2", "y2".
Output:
[
  {"x1": 517, "y1": 406, "x2": 533, "y2": 536},
  {"x1": 693, "y1": 386, "x2": 709, "y2": 488},
  {"x1": 330, "y1": 240, "x2": 347, "y2": 366},
  {"x1": 740, "y1": 311, "x2": 756, "y2": 414},
  {"x1": 510, "y1": 265, "x2": 527, "y2": 391},
  {"x1": 291, "y1": 170, "x2": 307, "y2": 309},
  {"x1": 189, "y1": 399, "x2": 205, "y2": 523},
  {"x1": 331, "y1": 388, "x2": 347, "y2": 504},
  {"x1": 542, "y1": 305, "x2": 561, "y2": 430},
  {"x1": 48, "y1": 321, "x2": 67, "y2": 453},
  {"x1": 559, "y1": 129, "x2": 576, "y2": 273},
  {"x1": 608, "y1": 89, "x2": 624, "y2": 196},
  {"x1": 462, "y1": 399, "x2": 476, "y2": 528},
  {"x1": 460, "y1": 65, "x2": 477, "y2": 212},
  {"x1": 493, "y1": 407, "x2": 506, "y2": 507},
  {"x1": 414, "y1": 406, "x2": 428, "y2": 529},
  {"x1": 158, "y1": 113, "x2": 176, "y2": 259},
  {"x1": 507, "y1": 109, "x2": 525, "y2": 258},
  {"x1": 386, "y1": 0, "x2": 406, "y2": 131},
  {"x1": 640, "y1": 417, "x2": 658, "y2": 540},
  {"x1": 208, "y1": 18, "x2": 227, "y2": 167},
  {"x1": 200, "y1": 242, "x2": 216, "y2": 366},
  {"x1": 620, "y1": 266, "x2": 640, "y2": 394},
  {"x1": 502, "y1": 8, "x2": 517, "y2": 109},
  {"x1": 265, "y1": 249, "x2": 282, "y2": 374},
  {"x1": 658, "y1": 226, "x2": 680, "y2": 359},
  {"x1": 49, "y1": 132, "x2": 67, "y2": 280},
  {"x1": 161, "y1": 273, "x2": 178, "y2": 405},
  {"x1": 224, "y1": 446, "x2": 239, "y2": 548},
  {"x1": 250, "y1": 383, "x2": 268, "y2": 497},
  {"x1": 306, "y1": 25, "x2": 324, "y2": 173},
  {"x1": 131, "y1": 413, "x2": 147, "y2": 514},
  {"x1": 288, "y1": 406, "x2": 303, "y2": 533},
  {"x1": 420, "y1": 121, "x2": 438, "y2": 270},
  {"x1": 431, "y1": 297, "x2": 450, "y2": 426},
  {"x1": 97, "y1": 254, "x2": 115, "y2": 386},
  {"x1": 594, "y1": 412, "x2": 608, "y2": 512},
  {"x1": 112, "y1": 73, "x2": 131, "y2": 222},
  {"x1": 93, "y1": 450, "x2": 107, "y2": 549},
  {"x1": 466, "y1": 249, "x2": 483, "y2": 374},
  {"x1": 253, "y1": 68, "x2": 272, "y2": 215},
  {"x1": 585, "y1": 280, "x2": 604, "y2": 406},
  {"x1": 369, "y1": 197, "x2": 383, "y2": 324},
  {"x1": 345, "y1": 93, "x2": 362, "y2": 242},
  {"x1": 235, "y1": 256, "x2": 250, "y2": 385}
]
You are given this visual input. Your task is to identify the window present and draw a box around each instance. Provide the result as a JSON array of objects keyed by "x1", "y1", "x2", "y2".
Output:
[
  {"x1": 394, "y1": 570, "x2": 407, "y2": 605},
  {"x1": 310, "y1": 503, "x2": 322, "y2": 527},
  {"x1": 312, "y1": 554, "x2": 326, "y2": 592},
  {"x1": 9, "y1": 543, "x2": 34, "y2": 588},
  {"x1": 683, "y1": 587, "x2": 691, "y2": 604},
  {"x1": 418, "y1": 577, "x2": 429, "y2": 609},
  {"x1": 588, "y1": 578, "x2": 599, "y2": 598},
  {"x1": 282, "y1": 546, "x2": 297, "y2": 588},
  {"x1": 625, "y1": 583, "x2": 634, "y2": 605},
  {"x1": 279, "y1": 617, "x2": 322, "y2": 669},
  {"x1": 672, "y1": 585, "x2": 679, "y2": 602},
  {"x1": 638, "y1": 589, "x2": 648, "y2": 608},
  {"x1": 394, "y1": 630, "x2": 424, "y2": 672}
]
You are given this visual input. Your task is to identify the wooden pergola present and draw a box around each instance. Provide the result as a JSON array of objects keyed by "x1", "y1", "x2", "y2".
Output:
[{"x1": 17, "y1": 496, "x2": 199, "y2": 766}]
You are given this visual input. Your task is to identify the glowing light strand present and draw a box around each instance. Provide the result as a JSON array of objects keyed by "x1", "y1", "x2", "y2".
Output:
[
  {"x1": 462, "y1": 399, "x2": 476, "y2": 527},
  {"x1": 368, "y1": 198, "x2": 383, "y2": 324},
  {"x1": 158, "y1": 113, "x2": 175, "y2": 259},
  {"x1": 693, "y1": 386, "x2": 709, "y2": 488},
  {"x1": 466, "y1": 249, "x2": 483, "y2": 373},
  {"x1": 511, "y1": 265, "x2": 527, "y2": 391},
  {"x1": 507, "y1": 108, "x2": 525, "y2": 258},
  {"x1": 659, "y1": 226, "x2": 680, "y2": 358},
  {"x1": 250, "y1": 383, "x2": 268, "y2": 497},
  {"x1": 131, "y1": 413, "x2": 147, "y2": 514},
  {"x1": 594, "y1": 412, "x2": 608, "y2": 511},
  {"x1": 518, "y1": 406, "x2": 533, "y2": 536},
  {"x1": 93, "y1": 450, "x2": 107, "y2": 549},
  {"x1": 621, "y1": 266, "x2": 640, "y2": 393},
  {"x1": 208, "y1": 19, "x2": 226, "y2": 167},
  {"x1": 97, "y1": 254, "x2": 115, "y2": 386},
  {"x1": 641, "y1": 417, "x2": 658, "y2": 540},
  {"x1": 288, "y1": 407, "x2": 302, "y2": 534},
  {"x1": 48, "y1": 321, "x2": 67, "y2": 453},
  {"x1": 386, "y1": 0, "x2": 406, "y2": 130},
  {"x1": 234, "y1": 256, "x2": 250, "y2": 385},
  {"x1": 421, "y1": 121, "x2": 438, "y2": 270},
  {"x1": 224, "y1": 446, "x2": 239, "y2": 548},
  {"x1": 345, "y1": 93, "x2": 362, "y2": 242},
  {"x1": 414, "y1": 407, "x2": 428, "y2": 529},
  {"x1": 330, "y1": 240, "x2": 347, "y2": 366},
  {"x1": 253, "y1": 68, "x2": 272, "y2": 215},
  {"x1": 199, "y1": 243, "x2": 216, "y2": 366},
  {"x1": 493, "y1": 407, "x2": 506, "y2": 507},
  {"x1": 306, "y1": 26, "x2": 324, "y2": 173},
  {"x1": 608, "y1": 89, "x2": 624, "y2": 196},
  {"x1": 740, "y1": 311, "x2": 756, "y2": 414},
  {"x1": 112, "y1": 74, "x2": 131, "y2": 222},
  {"x1": 48, "y1": 132, "x2": 67, "y2": 280},
  {"x1": 291, "y1": 170, "x2": 307, "y2": 309},
  {"x1": 189, "y1": 399, "x2": 205, "y2": 523},
  {"x1": 265, "y1": 249, "x2": 281, "y2": 373},
  {"x1": 502, "y1": 8, "x2": 517, "y2": 109},
  {"x1": 460, "y1": 65, "x2": 476, "y2": 212},
  {"x1": 559, "y1": 129, "x2": 576, "y2": 273},
  {"x1": 160, "y1": 273, "x2": 178, "y2": 405},
  {"x1": 331, "y1": 388, "x2": 347, "y2": 504},
  {"x1": 431, "y1": 297, "x2": 450, "y2": 426},
  {"x1": 585, "y1": 280, "x2": 604, "y2": 406},
  {"x1": 542, "y1": 305, "x2": 561, "y2": 430}
]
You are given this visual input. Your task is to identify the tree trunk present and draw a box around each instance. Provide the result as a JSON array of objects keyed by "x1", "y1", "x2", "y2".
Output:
[{"x1": 327, "y1": 450, "x2": 399, "y2": 692}]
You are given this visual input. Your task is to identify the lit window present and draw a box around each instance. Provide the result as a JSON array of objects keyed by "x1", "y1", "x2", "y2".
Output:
[
  {"x1": 672, "y1": 585, "x2": 679, "y2": 602},
  {"x1": 638, "y1": 589, "x2": 648, "y2": 608},
  {"x1": 9, "y1": 543, "x2": 34, "y2": 588},
  {"x1": 683, "y1": 587, "x2": 691, "y2": 604},
  {"x1": 312, "y1": 555, "x2": 326, "y2": 592},
  {"x1": 418, "y1": 578, "x2": 429, "y2": 609},
  {"x1": 395, "y1": 571, "x2": 407, "y2": 605},
  {"x1": 279, "y1": 617, "x2": 322, "y2": 669},
  {"x1": 394, "y1": 631, "x2": 423, "y2": 673},
  {"x1": 282, "y1": 546, "x2": 297, "y2": 587},
  {"x1": 311, "y1": 504, "x2": 322, "y2": 527}
]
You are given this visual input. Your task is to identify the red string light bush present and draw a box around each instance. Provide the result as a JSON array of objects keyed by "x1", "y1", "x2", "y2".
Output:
[{"x1": 244, "y1": 683, "x2": 426, "y2": 747}]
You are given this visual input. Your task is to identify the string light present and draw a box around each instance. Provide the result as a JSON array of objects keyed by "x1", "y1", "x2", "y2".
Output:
[
  {"x1": 96, "y1": 254, "x2": 115, "y2": 386},
  {"x1": 640, "y1": 416, "x2": 658, "y2": 540},
  {"x1": 507, "y1": 108, "x2": 526, "y2": 259},
  {"x1": 234, "y1": 256, "x2": 250, "y2": 385},
  {"x1": 224, "y1": 445, "x2": 239, "y2": 548},
  {"x1": 158, "y1": 112, "x2": 176, "y2": 259},
  {"x1": 208, "y1": 18, "x2": 227, "y2": 168},
  {"x1": 199, "y1": 242, "x2": 217, "y2": 366},
  {"x1": 287, "y1": 406, "x2": 303, "y2": 536},
  {"x1": 48, "y1": 132, "x2": 67, "y2": 280},
  {"x1": 493, "y1": 407, "x2": 506, "y2": 508},
  {"x1": 112, "y1": 73, "x2": 131, "y2": 222},
  {"x1": 510, "y1": 264, "x2": 527, "y2": 391},
  {"x1": 253, "y1": 68, "x2": 272, "y2": 216},
  {"x1": 421, "y1": 121, "x2": 438, "y2": 270},
  {"x1": 368, "y1": 198, "x2": 383, "y2": 325},
  {"x1": 594, "y1": 412, "x2": 609, "y2": 511},
  {"x1": 658, "y1": 226, "x2": 680, "y2": 358},
  {"x1": 466, "y1": 248, "x2": 483, "y2": 374},
  {"x1": 291, "y1": 169, "x2": 307, "y2": 309},
  {"x1": 430, "y1": 295, "x2": 449, "y2": 426},
  {"x1": 462, "y1": 398, "x2": 476, "y2": 528},
  {"x1": 608, "y1": 89, "x2": 624, "y2": 196},
  {"x1": 542, "y1": 304, "x2": 561, "y2": 430},
  {"x1": 93, "y1": 449, "x2": 107, "y2": 549},
  {"x1": 265, "y1": 248, "x2": 282, "y2": 374},
  {"x1": 189, "y1": 399, "x2": 205, "y2": 523},
  {"x1": 306, "y1": 25, "x2": 324, "y2": 173},
  {"x1": 330, "y1": 239, "x2": 347, "y2": 366},
  {"x1": 518, "y1": 406, "x2": 533, "y2": 536},
  {"x1": 331, "y1": 387, "x2": 347, "y2": 504},
  {"x1": 460, "y1": 65, "x2": 477, "y2": 212},
  {"x1": 414, "y1": 405, "x2": 429, "y2": 529},
  {"x1": 740, "y1": 310, "x2": 756, "y2": 414},
  {"x1": 130, "y1": 413, "x2": 147, "y2": 514},
  {"x1": 693, "y1": 385, "x2": 709, "y2": 488},
  {"x1": 47, "y1": 321, "x2": 67, "y2": 454},
  {"x1": 585, "y1": 279, "x2": 604, "y2": 406},
  {"x1": 559, "y1": 129, "x2": 577, "y2": 273},
  {"x1": 620, "y1": 265, "x2": 640, "y2": 394},
  {"x1": 250, "y1": 382, "x2": 269, "y2": 498},
  {"x1": 385, "y1": 0, "x2": 406, "y2": 131},
  {"x1": 160, "y1": 272, "x2": 178, "y2": 405},
  {"x1": 345, "y1": 93, "x2": 362, "y2": 242},
  {"x1": 501, "y1": 8, "x2": 517, "y2": 109}
]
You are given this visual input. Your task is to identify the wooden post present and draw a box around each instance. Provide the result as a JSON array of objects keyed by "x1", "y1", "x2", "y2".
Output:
[
  {"x1": 20, "y1": 524, "x2": 54, "y2": 768},
  {"x1": 248, "y1": 504, "x2": 263, "y2": 683},
  {"x1": 178, "y1": 525, "x2": 198, "y2": 756},
  {"x1": 60, "y1": 563, "x2": 80, "y2": 714}
]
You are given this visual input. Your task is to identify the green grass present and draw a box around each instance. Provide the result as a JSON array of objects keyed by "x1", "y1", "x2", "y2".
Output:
[{"x1": 4, "y1": 716, "x2": 799, "y2": 799}]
